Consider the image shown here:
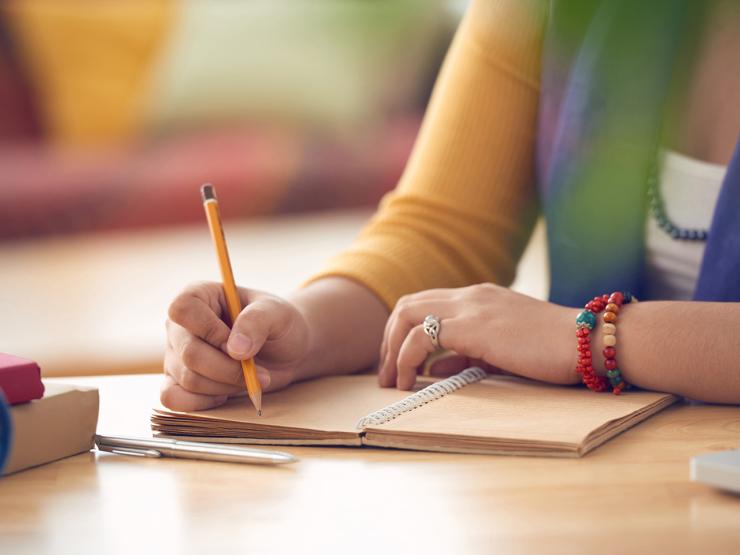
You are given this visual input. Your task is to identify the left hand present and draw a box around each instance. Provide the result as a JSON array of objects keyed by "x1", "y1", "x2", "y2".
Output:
[{"x1": 377, "y1": 283, "x2": 579, "y2": 390}]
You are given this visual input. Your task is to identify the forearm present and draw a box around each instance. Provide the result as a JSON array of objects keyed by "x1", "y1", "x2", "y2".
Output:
[
  {"x1": 587, "y1": 301, "x2": 740, "y2": 403},
  {"x1": 289, "y1": 277, "x2": 389, "y2": 381}
]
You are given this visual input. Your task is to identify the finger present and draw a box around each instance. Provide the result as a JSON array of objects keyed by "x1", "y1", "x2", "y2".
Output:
[
  {"x1": 426, "y1": 353, "x2": 472, "y2": 377},
  {"x1": 168, "y1": 284, "x2": 232, "y2": 348},
  {"x1": 226, "y1": 298, "x2": 293, "y2": 361},
  {"x1": 164, "y1": 349, "x2": 245, "y2": 396},
  {"x1": 160, "y1": 375, "x2": 228, "y2": 412},
  {"x1": 379, "y1": 296, "x2": 452, "y2": 385},
  {"x1": 396, "y1": 325, "x2": 438, "y2": 390},
  {"x1": 378, "y1": 290, "x2": 459, "y2": 380},
  {"x1": 379, "y1": 299, "x2": 457, "y2": 388},
  {"x1": 256, "y1": 363, "x2": 294, "y2": 393},
  {"x1": 165, "y1": 345, "x2": 285, "y2": 398},
  {"x1": 168, "y1": 321, "x2": 244, "y2": 385},
  {"x1": 396, "y1": 318, "x2": 467, "y2": 389}
]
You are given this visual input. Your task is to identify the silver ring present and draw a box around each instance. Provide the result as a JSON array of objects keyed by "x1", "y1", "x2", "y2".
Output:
[{"x1": 423, "y1": 314, "x2": 441, "y2": 350}]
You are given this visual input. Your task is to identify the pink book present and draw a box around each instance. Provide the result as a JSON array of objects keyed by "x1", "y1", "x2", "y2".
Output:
[{"x1": 0, "y1": 353, "x2": 45, "y2": 405}]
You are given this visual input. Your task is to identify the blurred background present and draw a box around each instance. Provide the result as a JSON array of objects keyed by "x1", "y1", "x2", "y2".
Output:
[
  {"x1": 0, "y1": 0, "x2": 464, "y2": 237},
  {"x1": 0, "y1": 0, "x2": 546, "y2": 377}
]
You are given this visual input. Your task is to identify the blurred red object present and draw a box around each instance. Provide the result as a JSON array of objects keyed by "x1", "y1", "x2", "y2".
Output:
[
  {"x1": 0, "y1": 118, "x2": 419, "y2": 241},
  {"x1": 0, "y1": 353, "x2": 45, "y2": 405}
]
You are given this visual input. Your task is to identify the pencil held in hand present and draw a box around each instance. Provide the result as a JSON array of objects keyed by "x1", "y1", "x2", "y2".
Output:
[{"x1": 201, "y1": 184, "x2": 263, "y2": 415}]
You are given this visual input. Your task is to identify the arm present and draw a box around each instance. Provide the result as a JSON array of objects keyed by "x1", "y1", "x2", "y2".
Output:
[
  {"x1": 288, "y1": 277, "x2": 389, "y2": 381},
  {"x1": 292, "y1": 284, "x2": 740, "y2": 404},
  {"x1": 161, "y1": 0, "x2": 550, "y2": 410},
  {"x1": 284, "y1": 0, "x2": 549, "y2": 381},
  {"x1": 308, "y1": 0, "x2": 548, "y2": 307},
  {"x1": 595, "y1": 301, "x2": 740, "y2": 404},
  {"x1": 377, "y1": 282, "x2": 740, "y2": 404}
]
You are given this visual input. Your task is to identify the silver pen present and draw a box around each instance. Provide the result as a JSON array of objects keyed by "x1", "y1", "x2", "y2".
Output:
[{"x1": 95, "y1": 435, "x2": 298, "y2": 465}]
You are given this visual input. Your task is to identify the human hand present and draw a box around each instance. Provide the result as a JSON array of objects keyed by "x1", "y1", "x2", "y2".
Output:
[
  {"x1": 377, "y1": 283, "x2": 579, "y2": 390},
  {"x1": 162, "y1": 282, "x2": 311, "y2": 411}
]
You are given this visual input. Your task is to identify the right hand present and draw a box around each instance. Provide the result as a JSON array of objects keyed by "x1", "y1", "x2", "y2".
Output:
[{"x1": 162, "y1": 282, "x2": 311, "y2": 411}]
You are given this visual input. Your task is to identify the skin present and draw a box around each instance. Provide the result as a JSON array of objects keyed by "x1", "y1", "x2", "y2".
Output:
[{"x1": 161, "y1": 3, "x2": 740, "y2": 411}]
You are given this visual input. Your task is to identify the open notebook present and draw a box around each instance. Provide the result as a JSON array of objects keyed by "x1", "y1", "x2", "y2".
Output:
[{"x1": 152, "y1": 368, "x2": 679, "y2": 457}]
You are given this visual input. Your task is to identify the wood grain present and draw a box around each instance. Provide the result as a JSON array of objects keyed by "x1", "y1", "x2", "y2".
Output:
[{"x1": 1, "y1": 374, "x2": 739, "y2": 554}]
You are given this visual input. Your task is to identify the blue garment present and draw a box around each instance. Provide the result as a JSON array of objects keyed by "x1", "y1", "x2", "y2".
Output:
[{"x1": 0, "y1": 392, "x2": 12, "y2": 475}]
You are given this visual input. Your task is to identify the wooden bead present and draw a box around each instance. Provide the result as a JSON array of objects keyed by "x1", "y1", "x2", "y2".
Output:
[
  {"x1": 602, "y1": 323, "x2": 616, "y2": 335},
  {"x1": 603, "y1": 334, "x2": 617, "y2": 347},
  {"x1": 603, "y1": 311, "x2": 617, "y2": 323}
]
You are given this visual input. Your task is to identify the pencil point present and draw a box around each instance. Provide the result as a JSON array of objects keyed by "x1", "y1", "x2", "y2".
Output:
[
  {"x1": 249, "y1": 389, "x2": 263, "y2": 417},
  {"x1": 201, "y1": 183, "x2": 216, "y2": 202}
]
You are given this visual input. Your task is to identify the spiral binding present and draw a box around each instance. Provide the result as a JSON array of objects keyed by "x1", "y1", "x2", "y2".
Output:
[{"x1": 355, "y1": 367, "x2": 487, "y2": 430}]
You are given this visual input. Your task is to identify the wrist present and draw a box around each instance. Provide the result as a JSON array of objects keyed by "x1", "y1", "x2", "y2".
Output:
[
  {"x1": 556, "y1": 306, "x2": 582, "y2": 385},
  {"x1": 287, "y1": 293, "x2": 321, "y2": 382},
  {"x1": 288, "y1": 277, "x2": 389, "y2": 381}
]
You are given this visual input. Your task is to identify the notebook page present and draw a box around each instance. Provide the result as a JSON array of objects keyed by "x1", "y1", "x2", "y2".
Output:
[
  {"x1": 363, "y1": 376, "x2": 676, "y2": 445},
  {"x1": 153, "y1": 374, "x2": 413, "y2": 437}
]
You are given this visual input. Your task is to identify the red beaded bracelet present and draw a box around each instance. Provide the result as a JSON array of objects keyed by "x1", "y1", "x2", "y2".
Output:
[{"x1": 575, "y1": 291, "x2": 635, "y2": 394}]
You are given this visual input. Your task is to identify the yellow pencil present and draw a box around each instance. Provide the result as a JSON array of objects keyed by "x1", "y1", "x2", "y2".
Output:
[{"x1": 201, "y1": 184, "x2": 262, "y2": 415}]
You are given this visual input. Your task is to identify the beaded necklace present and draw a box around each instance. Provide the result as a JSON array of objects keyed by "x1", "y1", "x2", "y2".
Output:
[{"x1": 647, "y1": 151, "x2": 710, "y2": 242}]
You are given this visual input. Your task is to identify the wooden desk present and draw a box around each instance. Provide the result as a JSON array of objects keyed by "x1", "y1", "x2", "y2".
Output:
[{"x1": 1, "y1": 374, "x2": 739, "y2": 554}]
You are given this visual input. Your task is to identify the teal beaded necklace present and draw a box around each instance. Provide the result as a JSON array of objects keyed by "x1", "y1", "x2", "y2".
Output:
[{"x1": 646, "y1": 153, "x2": 709, "y2": 242}]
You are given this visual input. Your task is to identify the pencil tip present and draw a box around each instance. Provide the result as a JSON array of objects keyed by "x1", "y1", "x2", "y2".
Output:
[
  {"x1": 201, "y1": 183, "x2": 216, "y2": 202},
  {"x1": 248, "y1": 388, "x2": 262, "y2": 416}
]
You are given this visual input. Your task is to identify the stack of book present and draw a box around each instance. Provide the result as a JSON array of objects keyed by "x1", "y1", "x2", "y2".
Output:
[{"x1": 0, "y1": 353, "x2": 99, "y2": 476}]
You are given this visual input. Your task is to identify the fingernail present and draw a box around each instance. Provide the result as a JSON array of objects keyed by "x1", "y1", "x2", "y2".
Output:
[
  {"x1": 256, "y1": 368, "x2": 271, "y2": 389},
  {"x1": 228, "y1": 333, "x2": 252, "y2": 357}
]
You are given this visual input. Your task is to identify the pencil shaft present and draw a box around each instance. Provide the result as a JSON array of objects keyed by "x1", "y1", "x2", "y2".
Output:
[{"x1": 202, "y1": 194, "x2": 263, "y2": 414}]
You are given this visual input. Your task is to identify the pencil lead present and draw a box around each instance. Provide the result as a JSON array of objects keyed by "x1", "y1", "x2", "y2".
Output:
[{"x1": 258, "y1": 410, "x2": 262, "y2": 417}]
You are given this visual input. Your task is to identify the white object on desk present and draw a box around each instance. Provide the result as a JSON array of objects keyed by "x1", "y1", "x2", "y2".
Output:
[{"x1": 691, "y1": 448, "x2": 740, "y2": 494}]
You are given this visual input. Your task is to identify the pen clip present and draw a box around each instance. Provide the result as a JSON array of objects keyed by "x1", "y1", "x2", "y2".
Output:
[{"x1": 102, "y1": 446, "x2": 162, "y2": 459}]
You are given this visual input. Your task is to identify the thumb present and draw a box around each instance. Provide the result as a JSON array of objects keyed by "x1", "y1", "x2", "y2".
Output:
[{"x1": 226, "y1": 298, "x2": 289, "y2": 361}]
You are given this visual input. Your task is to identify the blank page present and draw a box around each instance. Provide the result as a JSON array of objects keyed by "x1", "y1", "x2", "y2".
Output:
[{"x1": 366, "y1": 376, "x2": 675, "y2": 444}]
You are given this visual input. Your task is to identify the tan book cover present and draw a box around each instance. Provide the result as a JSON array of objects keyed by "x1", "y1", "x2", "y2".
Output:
[
  {"x1": 2, "y1": 383, "x2": 99, "y2": 475},
  {"x1": 152, "y1": 369, "x2": 679, "y2": 457}
]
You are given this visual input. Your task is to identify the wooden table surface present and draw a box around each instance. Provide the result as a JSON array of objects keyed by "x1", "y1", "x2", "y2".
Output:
[{"x1": 1, "y1": 374, "x2": 739, "y2": 555}]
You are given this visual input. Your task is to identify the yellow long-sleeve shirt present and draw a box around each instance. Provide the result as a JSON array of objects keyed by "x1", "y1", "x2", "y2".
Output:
[{"x1": 310, "y1": 0, "x2": 549, "y2": 309}]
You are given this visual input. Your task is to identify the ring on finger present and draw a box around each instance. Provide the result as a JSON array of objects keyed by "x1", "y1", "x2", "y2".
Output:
[{"x1": 423, "y1": 314, "x2": 442, "y2": 350}]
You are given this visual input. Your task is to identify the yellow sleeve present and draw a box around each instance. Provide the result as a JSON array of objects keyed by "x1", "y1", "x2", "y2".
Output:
[{"x1": 308, "y1": 0, "x2": 548, "y2": 309}]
